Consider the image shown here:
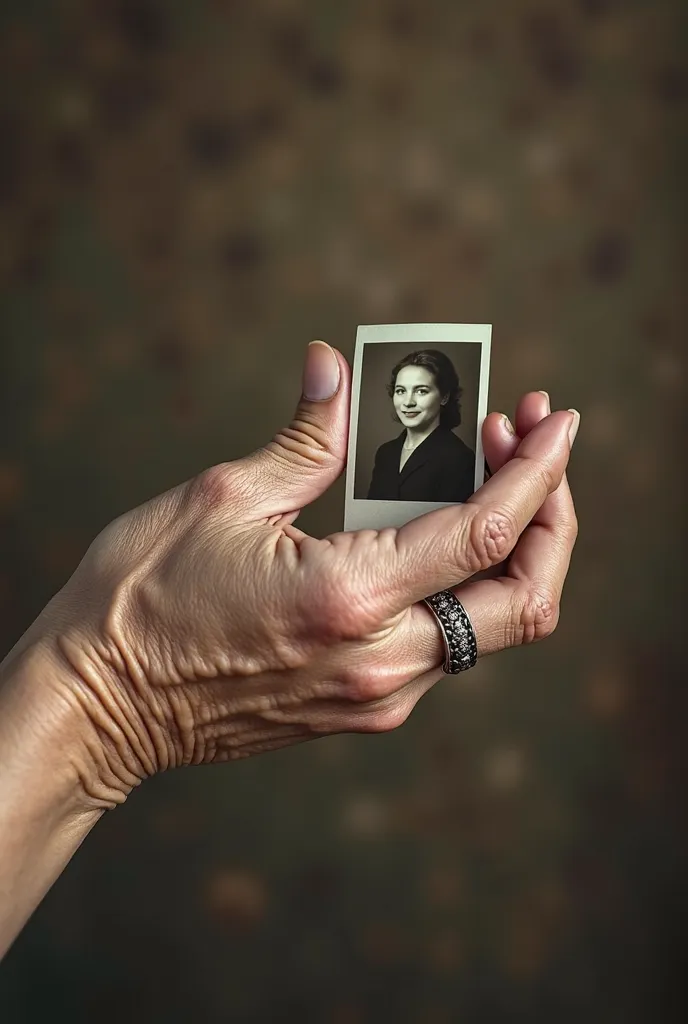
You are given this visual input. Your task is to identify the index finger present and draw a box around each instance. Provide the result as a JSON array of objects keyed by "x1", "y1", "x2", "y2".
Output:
[{"x1": 381, "y1": 410, "x2": 575, "y2": 613}]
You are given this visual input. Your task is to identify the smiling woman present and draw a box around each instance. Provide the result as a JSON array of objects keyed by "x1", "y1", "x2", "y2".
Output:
[{"x1": 367, "y1": 349, "x2": 476, "y2": 502}]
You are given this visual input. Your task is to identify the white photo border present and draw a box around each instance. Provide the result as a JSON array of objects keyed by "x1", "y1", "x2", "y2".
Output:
[{"x1": 344, "y1": 323, "x2": 492, "y2": 531}]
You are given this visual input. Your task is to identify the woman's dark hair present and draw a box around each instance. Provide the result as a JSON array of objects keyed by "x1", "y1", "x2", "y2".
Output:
[{"x1": 387, "y1": 349, "x2": 462, "y2": 429}]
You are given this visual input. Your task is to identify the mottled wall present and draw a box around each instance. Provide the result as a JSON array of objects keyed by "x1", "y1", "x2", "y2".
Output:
[{"x1": 0, "y1": 1, "x2": 686, "y2": 1022}]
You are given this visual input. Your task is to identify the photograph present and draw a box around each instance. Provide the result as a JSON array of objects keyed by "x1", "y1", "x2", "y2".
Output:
[{"x1": 345, "y1": 324, "x2": 491, "y2": 531}]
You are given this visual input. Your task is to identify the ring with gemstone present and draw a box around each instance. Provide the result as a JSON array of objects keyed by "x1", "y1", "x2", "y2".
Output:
[{"x1": 422, "y1": 590, "x2": 478, "y2": 674}]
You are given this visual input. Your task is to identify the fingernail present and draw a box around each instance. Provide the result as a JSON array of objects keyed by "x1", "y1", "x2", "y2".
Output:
[
  {"x1": 567, "y1": 409, "x2": 580, "y2": 446},
  {"x1": 538, "y1": 390, "x2": 551, "y2": 412},
  {"x1": 502, "y1": 414, "x2": 515, "y2": 435},
  {"x1": 302, "y1": 341, "x2": 340, "y2": 401}
]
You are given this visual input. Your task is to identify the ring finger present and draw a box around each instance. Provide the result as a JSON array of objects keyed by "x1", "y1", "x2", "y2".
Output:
[{"x1": 411, "y1": 450, "x2": 578, "y2": 665}]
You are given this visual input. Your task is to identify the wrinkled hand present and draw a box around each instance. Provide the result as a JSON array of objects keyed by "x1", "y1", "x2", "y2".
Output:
[{"x1": 27, "y1": 343, "x2": 577, "y2": 806}]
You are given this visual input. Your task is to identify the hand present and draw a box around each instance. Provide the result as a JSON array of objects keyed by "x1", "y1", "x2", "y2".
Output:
[{"x1": 12, "y1": 344, "x2": 578, "y2": 807}]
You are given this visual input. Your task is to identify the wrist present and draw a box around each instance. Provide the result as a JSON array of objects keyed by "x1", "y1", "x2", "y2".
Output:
[
  {"x1": 0, "y1": 636, "x2": 143, "y2": 815},
  {"x1": 0, "y1": 637, "x2": 139, "y2": 958}
]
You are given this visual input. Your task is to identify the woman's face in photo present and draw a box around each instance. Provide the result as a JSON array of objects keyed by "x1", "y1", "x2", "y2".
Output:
[{"x1": 392, "y1": 365, "x2": 444, "y2": 430}]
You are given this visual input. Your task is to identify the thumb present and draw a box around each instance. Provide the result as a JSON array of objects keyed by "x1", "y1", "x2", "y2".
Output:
[{"x1": 240, "y1": 340, "x2": 351, "y2": 517}]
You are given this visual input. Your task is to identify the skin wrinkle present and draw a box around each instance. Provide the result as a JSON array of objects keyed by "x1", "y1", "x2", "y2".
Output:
[
  {"x1": 266, "y1": 509, "x2": 301, "y2": 529},
  {"x1": 278, "y1": 417, "x2": 331, "y2": 450},
  {"x1": 308, "y1": 541, "x2": 390, "y2": 636},
  {"x1": 269, "y1": 423, "x2": 332, "y2": 457},
  {"x1": 59, "y1": 630, "x2": 179, "y2": 779},
  {"x1": 337, "y1": 621, "x2": 418, "y2": 674},
  {"x1": 96, "y1": 637, "x2": 176, "y2": 769},
  {"x1": 273, "y1": 530, "x2": 303, "y2": 574},
  {"x1": 138, "y1": 691, "x2": 180, "y2": 770},
  {"x1": 68, "y1": 669, "x2": 154, "y2": 780},
  {"x1": 74, "y1": 642, "x2": 159, "y2": 775},
  {"x1": 200, "y1": 716, "x2": 313, "y2": 748},
  {"x1": 266, "y1": 441, "x2": 330, "y2": 475},
  {"x1": 74, "y1": 762, "x2": 126, "y2": 808},
  {"x1": 129, "y1": 538, "x2": 287, "y2": 684},
  {"x1": 188, "y1": 675, "x2": 346, "y2": 733},
  {"x1": 502, "y1": 609, "x2": 516, "y2": 652},
  {"x1": 102, "y1": 595, "x2": 153, "y2": 686},
  {"x1": 263, "y1": 622, "x2": 314, "y2": 674},
  {"x1": 125, "y1": 580, "x2": 188, "y2": 686},
  {"x1": 190, "y1": 698, "x2": 319, "y2": 758},
  {"x1": 165, "y1": 685, "x2": 198, "y2": 766},
  {"x1": 74, "y1": 730, "x2": 136, "y2": 807},
  {"x1": 141, "y1": 628, "x2": 185, "y2": 689},
  {"x1": 264, "y1": 526, "x2": 303, "y2": 577},
  {"x1": 123, "y1": 593, "x2": 241, "y2": 688},
  {"x1": 135, "y1": 561, "x2": 311, "y2": 753},
  {"x1": 216, "y1": 734, "x2": 314, "y2": 762},
  {"x1": 2, "y1": 648, "x2": 132, "y2": 811},
  {"x1": 89, "y1": 732, "x2": 140, "y2": 793},
  {"x1": 285, "y1": 415, "x2": 346, "y2": 456},
  {"x1": 472, "y1": 507, "x2": 520, "y2": 571},
  {"x1": 132, "y1": 674, "x2": 192, "y2": 770},
  {"x1": 289, "y1": 396, "x2": 348, "y2": 438},
  {"x1": 518, "y1": 584, "x2": 559, "y2": 645},
  {"x1": 206, "y1": 693, "x2": 295, "y2": 723},
  {"x1": 198, "y1": 586, "x2": 291, "y2": 674},
  {"x1": 204, "y1": 697, "x2": 321, "y2": 737},
  {"x1": 213, "y1": 649, "x2": 273, "y2": 678},
  {"x1": 190, "y1": 510, "x2": 258, "y2": 550},
  {"x1": 223, "y1": 728, "x2": 314, "y2": 754}
]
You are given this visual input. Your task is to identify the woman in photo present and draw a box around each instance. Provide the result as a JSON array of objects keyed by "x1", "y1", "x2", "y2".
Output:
[{"x1": 367, "y1": 349, "x2": 476, "y2": 502}]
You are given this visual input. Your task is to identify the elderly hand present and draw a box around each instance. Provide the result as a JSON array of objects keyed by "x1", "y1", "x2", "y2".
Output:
[
  {"x1": 0, "y1": 342, "x2": 577, "y2": 954},
  {"x1": 4, "y1": 344, "x2": 577, "y2": 807}
]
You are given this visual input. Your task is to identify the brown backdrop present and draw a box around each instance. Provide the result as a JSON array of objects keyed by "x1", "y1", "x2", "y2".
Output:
[{"x1": 0, "y1": 1, "x2": 686, "y2": 1022}]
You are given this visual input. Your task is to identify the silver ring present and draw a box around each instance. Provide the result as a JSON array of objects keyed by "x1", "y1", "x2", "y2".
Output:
[{"x1": 423, "y1": 590, "x2": 478, "y2": 674}]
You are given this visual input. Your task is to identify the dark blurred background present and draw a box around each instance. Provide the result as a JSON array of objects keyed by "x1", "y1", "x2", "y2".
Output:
[{"x1": 0, "y1": 1, "x2": 686, "y2": 1021}]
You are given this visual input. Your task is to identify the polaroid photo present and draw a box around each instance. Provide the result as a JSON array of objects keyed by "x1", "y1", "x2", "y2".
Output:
[{"x1": 344, "y1": 323, "x2": 492, "y2": 531}]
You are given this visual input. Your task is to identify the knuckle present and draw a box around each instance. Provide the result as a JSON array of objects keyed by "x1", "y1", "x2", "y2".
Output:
[
  {"x1": 348, "y1": 673, "x2": 384, "y2": 704},
  {"x1": 343, "y1": 662, "x2": 405, "y2": 704},
  {"x1": 307, "y1": 574, "x2": 376, "y2": 642},
  {"x1": 513, "y1": 583, "x2": 560, "y2": 645},
  {"x1": 365, "y1": 699, "x2": 411, "y2": 734},
  {"x1": 191, "y1": 463, "x2": 247, "y2": 512},
  {"x1": 464, "y1": 506, "x2": 519, "y2": 573}
]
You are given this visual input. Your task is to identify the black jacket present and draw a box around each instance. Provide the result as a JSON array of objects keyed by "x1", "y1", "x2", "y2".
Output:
[{"x1": 367, "y1": 426, "x2": 476, "y2": 502}]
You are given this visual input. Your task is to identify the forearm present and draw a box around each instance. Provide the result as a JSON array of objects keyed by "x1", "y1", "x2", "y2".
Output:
[{"x1": 0, "y1": 642, "x2": 115, "y2": 958}]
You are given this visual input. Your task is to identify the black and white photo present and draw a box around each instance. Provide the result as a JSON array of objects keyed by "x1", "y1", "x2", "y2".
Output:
[{"x1": 345, "y1": 324, "x2": 491, "y2": 531}]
